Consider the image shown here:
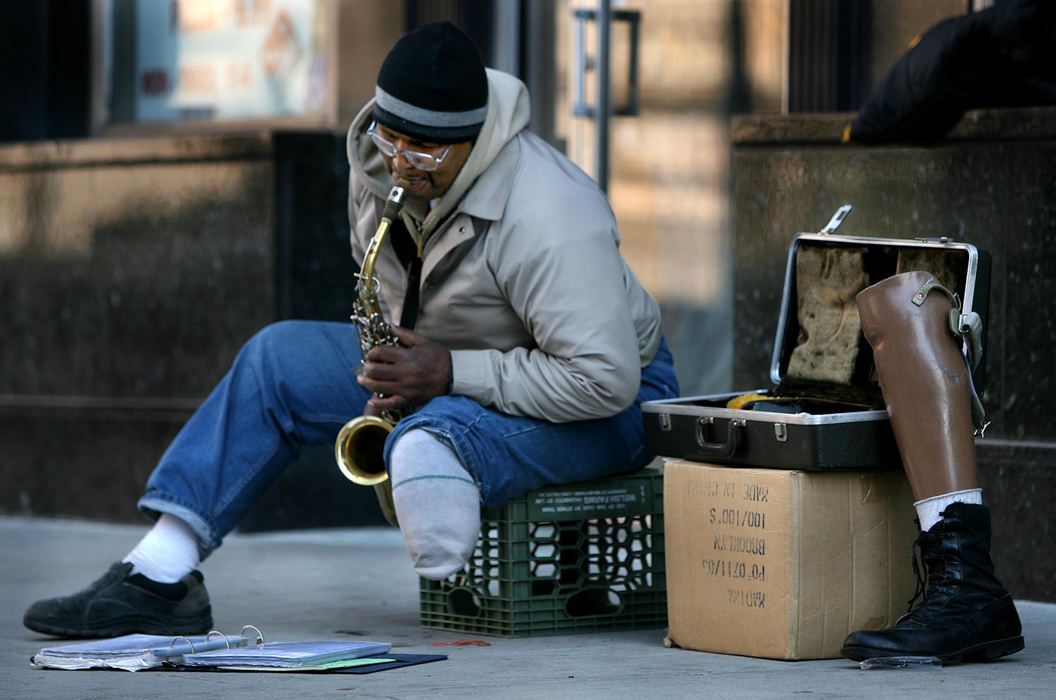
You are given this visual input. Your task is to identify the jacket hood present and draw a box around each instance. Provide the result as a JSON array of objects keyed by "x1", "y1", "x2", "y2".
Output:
[{"x1": 347, "y1": 68, "x2": 531, "y2": 237}]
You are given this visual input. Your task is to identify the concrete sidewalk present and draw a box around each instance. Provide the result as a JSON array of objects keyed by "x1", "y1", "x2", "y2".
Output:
[{"x1": 2, "y1": 516, "x2": 1052, "y2": 699}]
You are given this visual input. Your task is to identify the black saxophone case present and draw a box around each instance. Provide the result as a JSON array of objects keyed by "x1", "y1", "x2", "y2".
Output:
[{"x1": 643, "y1": 206, "x2": 991, "y2": 471}]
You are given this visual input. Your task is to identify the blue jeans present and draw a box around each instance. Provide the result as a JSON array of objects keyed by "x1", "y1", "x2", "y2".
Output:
[{"x1": 139, "y1": 320, "x2": 679, "y2": 558}]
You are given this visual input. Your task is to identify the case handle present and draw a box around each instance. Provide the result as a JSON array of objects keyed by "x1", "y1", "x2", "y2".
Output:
[
  {"x1": 819, "y1": 204, "x2": 852, "y2": 234},
  {"x1": 695, "y1": 417, "x2": 746, "y2": 460}
]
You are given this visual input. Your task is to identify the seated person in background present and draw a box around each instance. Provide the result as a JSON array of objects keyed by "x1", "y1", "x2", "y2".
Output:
[{"x1": 23, "y1": 21, "x2": 678, "y2": 638}]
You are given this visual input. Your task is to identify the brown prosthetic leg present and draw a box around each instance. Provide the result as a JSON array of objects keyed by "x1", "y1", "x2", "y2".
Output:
[
  {"x1": 840, "y1": 271, "x2": 1023, "y2": 663},
  {"x1": 857, "y1": 270, "x2": 978, "y2": 499}
]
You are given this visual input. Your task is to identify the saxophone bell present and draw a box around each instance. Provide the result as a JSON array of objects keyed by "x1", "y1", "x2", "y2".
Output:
[{"x1": 335, "y1": 414, "x2": 392, "y2": 486}]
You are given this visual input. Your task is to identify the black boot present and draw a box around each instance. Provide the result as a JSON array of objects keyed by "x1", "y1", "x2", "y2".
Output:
[{"x1": 841, "y1": 502, "x2": 1024, "y2": 663}]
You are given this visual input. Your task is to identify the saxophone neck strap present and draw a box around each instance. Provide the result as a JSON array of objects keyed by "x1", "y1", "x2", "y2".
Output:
[{"x1": 400, "y1": 257, "x2": 423, "y2": 330}]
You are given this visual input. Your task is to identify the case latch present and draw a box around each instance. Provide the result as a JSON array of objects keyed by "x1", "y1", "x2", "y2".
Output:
[{"x1": 819, "y1": 204, "x2": 852, "y2": 234}]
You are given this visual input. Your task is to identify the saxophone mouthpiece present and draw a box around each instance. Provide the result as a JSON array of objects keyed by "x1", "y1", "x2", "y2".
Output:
[{"x1": 381, "y1": 186, "x2": 406, "y2": 222}]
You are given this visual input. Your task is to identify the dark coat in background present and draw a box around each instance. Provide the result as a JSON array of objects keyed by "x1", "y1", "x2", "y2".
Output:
[{"x1": 850, "y1": 0, "x2": 1056, "y2": 145}]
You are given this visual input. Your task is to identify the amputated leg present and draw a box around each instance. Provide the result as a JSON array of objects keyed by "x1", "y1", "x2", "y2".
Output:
[{"x1": 389, "y1": 428, "x2": 481, "y2": 580}]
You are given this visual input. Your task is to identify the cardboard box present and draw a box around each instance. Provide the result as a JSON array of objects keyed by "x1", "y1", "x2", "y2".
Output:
[{"x1": 663, "y1": 459, "x2": 917, "y2": 660}]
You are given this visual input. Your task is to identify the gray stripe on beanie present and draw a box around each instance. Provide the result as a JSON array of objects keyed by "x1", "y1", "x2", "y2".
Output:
[{"x1": 375, "y1": 86, "x2": 487, "y2": 129}]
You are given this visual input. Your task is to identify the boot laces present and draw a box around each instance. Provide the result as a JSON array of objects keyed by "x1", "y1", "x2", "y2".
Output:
[{"x1": 899, "y1": 530, "x2": 952, "y2": 624}]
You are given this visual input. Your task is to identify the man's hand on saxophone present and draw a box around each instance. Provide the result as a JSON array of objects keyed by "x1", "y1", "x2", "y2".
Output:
[{"x1": 358, "y1": 325, "x2": 453, "y2": 417}]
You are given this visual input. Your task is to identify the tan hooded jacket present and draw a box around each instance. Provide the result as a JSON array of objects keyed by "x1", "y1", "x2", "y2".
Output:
[{"x1": 346, "y1": 69, "x2": 663, "y2": 422}]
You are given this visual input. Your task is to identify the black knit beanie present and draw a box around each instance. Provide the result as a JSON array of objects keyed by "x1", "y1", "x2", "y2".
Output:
[{"x1": 373, "y1": 21, "x2": 488, "y2": 143}]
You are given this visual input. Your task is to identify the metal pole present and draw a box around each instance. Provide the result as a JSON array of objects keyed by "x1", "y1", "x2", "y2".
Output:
[{"x1": 595, "y1": 0, "x2": 611, "y2": 193}]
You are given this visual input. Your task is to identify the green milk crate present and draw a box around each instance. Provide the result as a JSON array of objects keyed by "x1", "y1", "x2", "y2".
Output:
[{"x1": 419, "y1": 465, "x2": 666, "y2": 637}]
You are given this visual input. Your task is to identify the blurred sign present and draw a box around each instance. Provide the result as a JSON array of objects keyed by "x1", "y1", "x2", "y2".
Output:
[{"x1": 134, "y1": 0, "x2": 326, "y2": 123}]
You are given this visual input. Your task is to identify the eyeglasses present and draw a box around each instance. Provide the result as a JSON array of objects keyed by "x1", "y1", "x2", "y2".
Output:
[{"x1": 367, "y1": 121, "x2": 452, "y2": 172}]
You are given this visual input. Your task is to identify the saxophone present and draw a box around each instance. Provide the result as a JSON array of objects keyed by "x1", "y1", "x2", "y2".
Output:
[{"x1": 335, "y1": 185, "x2": 407, "y2": 487}]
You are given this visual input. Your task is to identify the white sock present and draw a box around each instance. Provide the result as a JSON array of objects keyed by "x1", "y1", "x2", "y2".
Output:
[
  {"x1": 123, "y1": 513, "x2": 201, "y2": 583},
  {"x1": 390, "y1": 429, "x2": 481, "y2": 581},
  {"x1": 914, "y1": 488, "x2": 983, "y2": 532}
]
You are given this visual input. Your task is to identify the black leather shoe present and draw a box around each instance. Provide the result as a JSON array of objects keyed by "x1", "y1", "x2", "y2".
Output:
[
  {"x1": 23, "y1": 562, "x2": 213, "y2": 638},
  {"x1": 841, "y1": 503, "x2": 1024, "y2": 663}
]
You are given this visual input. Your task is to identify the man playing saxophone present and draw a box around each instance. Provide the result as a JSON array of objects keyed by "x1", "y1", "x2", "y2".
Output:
[{"x1": 24, "y1": 21, "x2": 679, "y2": 638}]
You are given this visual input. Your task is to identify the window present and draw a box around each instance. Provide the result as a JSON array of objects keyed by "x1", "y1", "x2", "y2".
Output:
[{"x1": 100, "y1": 0, "x2": 334, "y2": 130}]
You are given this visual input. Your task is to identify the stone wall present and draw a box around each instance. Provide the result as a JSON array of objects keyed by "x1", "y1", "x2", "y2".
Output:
[
  {"x1": 730, "y1": 107, "x2": 1056, "y2": 602},
  {"x1": 0, "y1": 132, "x2": 389, "y2": 530}
]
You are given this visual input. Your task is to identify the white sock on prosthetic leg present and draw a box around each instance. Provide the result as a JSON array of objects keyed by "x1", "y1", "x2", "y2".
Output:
[
  {"x1": 390, "y1": 428, "x2": 481, "y2": 580},
  {"x1": 123, "y1": 512, "x2": 201, "y2": 583},
  {"x1": 914, "y1": 488, "x2": 983, "y2": 532}
]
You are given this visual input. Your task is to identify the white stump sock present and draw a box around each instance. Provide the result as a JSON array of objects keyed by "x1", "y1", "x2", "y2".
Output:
[
  {"x1": 123, "y1": 513, "x2": 201, "y2": 583},
  {"x1": 914, "y1": 488, "x2": 983, "y2": 532},
  {"x1": 390, "y1": 428, "x2": 481, "y2": 581}
]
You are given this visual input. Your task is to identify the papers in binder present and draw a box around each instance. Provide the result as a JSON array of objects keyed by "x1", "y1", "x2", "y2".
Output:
[
  {"x1": 31, "y1": 626, "x2": 395, "y2": 673},
  {"x1": 179, "y1": 640, "x2": 392, "y2": 669},
  {"x1": 31, "y1": 630, "x2": 254, "y2": 672}
]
